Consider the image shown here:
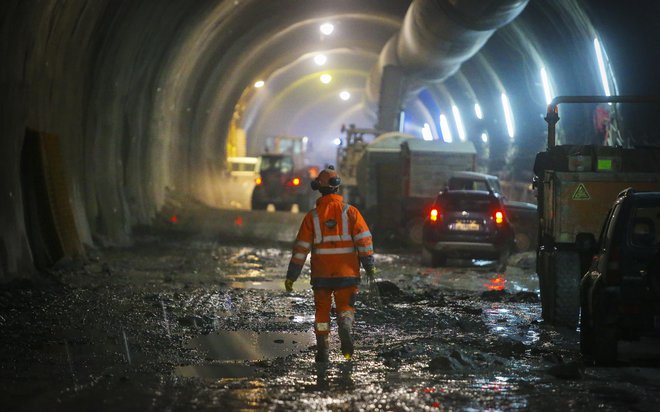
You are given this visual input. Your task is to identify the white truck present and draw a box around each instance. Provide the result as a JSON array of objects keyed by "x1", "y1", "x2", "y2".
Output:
[{"x1": 337, "y1": 125, "x2": 477, "y2": 244}]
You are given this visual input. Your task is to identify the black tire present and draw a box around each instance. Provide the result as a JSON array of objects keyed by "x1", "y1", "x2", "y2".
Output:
[
  {"x1": 579, "y1": 304, "x2": 594, "y2": 356},
  {"x1": 514, "y1": 232, "x2": 532, "y2": 252},
  {"x1": 552, "y1": 250, "x2": 581, "y2": 328},
  {"x1": 406, "y1": 218, "x2": 424, "y2": 246},
  {"x1": 251, "y1": 199, "x2": 267, "y2": 210},
  {"x1": 495, "y1": 247, "x2": 511, "y2": 272},
  {"x1": 421, "y1": 248, "x2": 434, "y2": 267},
  {"x1": 593, "y1": 324, "x2": 618, "y2": 364},
  {"x1": 421, "y1": 248, "x2": 445, "y2": 267}
]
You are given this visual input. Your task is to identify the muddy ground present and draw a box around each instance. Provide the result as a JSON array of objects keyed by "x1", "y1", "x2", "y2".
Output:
[{"x1": 2, "y1": 222, "x2": 660, "y2": 411}]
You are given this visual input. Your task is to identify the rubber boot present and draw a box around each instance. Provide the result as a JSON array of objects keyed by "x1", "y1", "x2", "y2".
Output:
[
  {"x1": 338, "y1": 312, "x2": 354, "y2": 360},
  {"x1": 315, "y1": 334, "x2": 329, "y2": 363}
]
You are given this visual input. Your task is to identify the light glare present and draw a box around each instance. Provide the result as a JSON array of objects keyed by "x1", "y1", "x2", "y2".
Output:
[
  {"x1": 339, "y1": 91, "x2": 351, "y2": 101},
  {"x1": 474, "y1": 103, "x2": 483, "y2": 119},
  {"x1": 254, "y1": 80, "x2": 265, "y2": 88},
  {"x1": 320, "y1": 74, "x2": 332, "y2": 84},
  {"x1": 452, "y1": 105, "x2": 466, "y2": 141},
  {"x1": 314, "y1": 54, "x2": 327, "y2": 66},
  {"x1": 594, "y1": 38, "x2": 612, "y2": 97},
  {"x1": 422, "y1": 123, "x2": 433, "y2": 141},
  {"x1": 320, "y1": 23, "x2": 334, "y2": 35},
  {"x1": 439, "y1": 114, "x2": 453, "y2": 143},
  {"x1": 333, "y1": 138, "x2": 342, "y2": 146},
  {"x1": 540, "y1": 67, "x2": 553, "y2": 105},
  {"x1": 481, "y1": 132, "x2": 488, "y2": 143},
  {"x1": 501, "y1": 93, "x2": 515, "y2": 139}
]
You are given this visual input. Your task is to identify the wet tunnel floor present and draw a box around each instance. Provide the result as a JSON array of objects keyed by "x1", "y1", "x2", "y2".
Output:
[{"x1": 2, "y1": 230, "x2": 660, "y2": 411}]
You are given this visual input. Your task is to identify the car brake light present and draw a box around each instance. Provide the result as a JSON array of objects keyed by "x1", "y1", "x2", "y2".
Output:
[
  {"x1": 430, "y1": 208, "x2": 440, "y2": 222},
  {"x1": 494, "y1": 210, "x2": 504, "y2": 224},
  {"x1": 255, "y1": 177, "x2": 262, "y2": 185}
]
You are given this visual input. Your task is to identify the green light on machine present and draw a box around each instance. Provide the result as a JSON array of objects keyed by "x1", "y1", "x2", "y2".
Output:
[{"x1": 597, "y1": 158, "x2": 612, "y2": 171}]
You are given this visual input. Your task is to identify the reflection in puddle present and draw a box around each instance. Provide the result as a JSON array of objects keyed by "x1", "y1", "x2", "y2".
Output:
[
  {"x1": 187, "y1": 330, "x2": 314, "y2": 361},
  {"x1": 484, "y1": 274, "x2": 506, "y2": 291}
]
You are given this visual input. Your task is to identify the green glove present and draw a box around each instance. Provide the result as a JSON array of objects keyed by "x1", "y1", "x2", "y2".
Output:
[
  {"x1": 284, "y1": 278, "x2": 294, "y2": 292},
  {"x1": 365, "y1": 267, "x2": 376, "y2": 282}
]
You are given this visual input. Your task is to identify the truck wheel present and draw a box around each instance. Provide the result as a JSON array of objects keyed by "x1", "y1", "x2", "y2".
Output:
[
  {"x1": 554, "y1": 250, "x2": 581, "y2": 328},
  {"x1": 251, "y1": 199, "x2": 266, "y2": 210},
  {"x1": 406, "y1": 218, "x2": 424, "y2": 246},
  {"x1": 514, "y1": 232, "x2": 531, "y2": 252},
  {"x1": 541, "y1": 250, "x2": 580, "y2": 327}
]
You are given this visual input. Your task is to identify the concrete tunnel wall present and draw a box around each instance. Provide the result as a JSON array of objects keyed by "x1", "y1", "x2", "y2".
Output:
[
  {"x1": 1, "y1": 0, "x2": 412, "y2": 283},
  {"x1": 0, "y1": 0, "x2": 244, "y2": 282}
]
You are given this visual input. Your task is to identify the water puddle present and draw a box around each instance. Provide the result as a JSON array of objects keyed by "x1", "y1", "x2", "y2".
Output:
[
  {"x1": 187, "y1": 330, "x2": 314, "y2": 361},
  {"x1": 175, "y1": 363, "x2": 258, "y2": 379},
  {"x1": 177, "y1": 331, "x2": 314, "y2": 380}
]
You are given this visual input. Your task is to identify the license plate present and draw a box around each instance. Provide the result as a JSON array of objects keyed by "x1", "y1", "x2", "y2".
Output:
[{"x1": 452, "y1": 221, "x2": 480, "y2": 231}]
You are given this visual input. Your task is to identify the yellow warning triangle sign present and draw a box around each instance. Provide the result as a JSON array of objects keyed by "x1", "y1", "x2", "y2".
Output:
[{"x1": 572, "y1": 183, "x2": 591, "y2": 200}]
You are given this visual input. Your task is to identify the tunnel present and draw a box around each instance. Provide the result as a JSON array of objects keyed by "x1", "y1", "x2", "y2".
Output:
[
  {"x1": 4, "y1": 1, "x2": 660, "y2": 409},
  {"x1": 0, "y1": 1, "x2": 659, "y2": 279}
]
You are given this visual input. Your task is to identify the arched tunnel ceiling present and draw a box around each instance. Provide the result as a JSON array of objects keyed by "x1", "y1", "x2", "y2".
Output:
[{"x1": 2, "y1": 0, "x2": 660, "y2": 280}]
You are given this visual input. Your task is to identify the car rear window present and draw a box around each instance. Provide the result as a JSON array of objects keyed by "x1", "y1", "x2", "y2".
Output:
[
  {"x1": 440, "y1": 194, "x2": 497, "y2": 212},
  {"x1": 628, "y1": 203, "x2": 660, "y2": 248}
]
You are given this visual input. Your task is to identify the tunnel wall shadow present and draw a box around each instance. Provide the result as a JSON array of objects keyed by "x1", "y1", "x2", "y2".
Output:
[{"x1": 20, "y1": 129, "x2": 84, "y2": 269}]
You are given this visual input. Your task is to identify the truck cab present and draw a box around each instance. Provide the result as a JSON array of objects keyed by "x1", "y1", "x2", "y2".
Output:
[
  {"x1": 534, "y1": 95, "x2": 660, "y2": 328},
  {"x1": 251, "y1": 154, "x2": 317, "y2": 211},
  {"x1": 448, "y1": 171, "x2": 502, "y2": 194}
]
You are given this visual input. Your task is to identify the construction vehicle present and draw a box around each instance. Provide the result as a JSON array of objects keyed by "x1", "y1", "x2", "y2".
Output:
[
  {"x1": 251, "y1": 136, "x2": 319, "y2": 211},
  {"x1": 337, "y1": 124, "x2": 477, "y2": 244},
  {"x1": 534, "y1": 95, "x2": 660, "y2": 327}
]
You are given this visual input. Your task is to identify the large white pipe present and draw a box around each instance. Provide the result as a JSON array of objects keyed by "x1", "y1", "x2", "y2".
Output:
[{"x1": 366, "y1": 0, "x2": 529, "y2": 110}]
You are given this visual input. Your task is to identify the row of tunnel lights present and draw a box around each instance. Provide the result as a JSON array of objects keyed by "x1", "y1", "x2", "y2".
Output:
[
  {"x1": 421, "y1": 37, "x2": 612, "y2": 144},
  {"x1": 252, "y1": 23, "x2": 353, "y2": 100},
  {"x1": 252, "y1": 21, "x2": 614, "y2": 145}
]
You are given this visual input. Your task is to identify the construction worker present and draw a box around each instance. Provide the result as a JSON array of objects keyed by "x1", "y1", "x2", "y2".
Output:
[{"x1": 284, "y1": 165, "x2": 375, "y2": 362}]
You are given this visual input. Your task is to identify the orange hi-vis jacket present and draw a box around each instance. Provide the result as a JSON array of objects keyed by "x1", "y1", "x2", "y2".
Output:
[{"x1": 288, "y1": 193, "x2": 374, "y2": 288}]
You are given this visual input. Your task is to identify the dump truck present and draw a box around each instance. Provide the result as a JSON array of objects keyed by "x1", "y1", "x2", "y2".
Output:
[
  {"x1": 534, "y1": 95, "x2": 660, "y2": 327},
  {"x1": 337, "y1": 125, "x2": 477, "y2": 244}
]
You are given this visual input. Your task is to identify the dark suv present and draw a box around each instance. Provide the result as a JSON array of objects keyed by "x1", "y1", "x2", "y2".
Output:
[
  {"x1": 421, "y1": 190, "x2": 515, "y2": 270},
  {"x1": 580, "y1": 188, "x2": 660, "y2": 363}
]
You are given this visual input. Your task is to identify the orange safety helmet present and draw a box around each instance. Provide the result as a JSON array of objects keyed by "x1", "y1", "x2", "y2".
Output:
[{"x1": 311, "y1": 165, "x2": 341, "y2": 190}]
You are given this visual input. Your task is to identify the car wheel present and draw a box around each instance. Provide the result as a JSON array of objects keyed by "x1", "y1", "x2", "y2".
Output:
[
  {"x1": 422, "y1": 248, "x2": 445, "y2": 267},
  {"x1": 593, "y1": 324, "x2": 618, "y2": 365},
  {"x1": 579, "y1": 307, "x2": 594, "y2": 357},
  {"x1": 495, "y1": 247, "x2": 511, "y2": 272},
  {"x1": 421, "y1": 248, "x2": 434, "y2": 267}
]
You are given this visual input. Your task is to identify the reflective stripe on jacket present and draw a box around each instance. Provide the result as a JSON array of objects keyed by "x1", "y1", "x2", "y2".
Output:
[{"x1": 289, "y1": 193, "x2": 373, "y2": 287}]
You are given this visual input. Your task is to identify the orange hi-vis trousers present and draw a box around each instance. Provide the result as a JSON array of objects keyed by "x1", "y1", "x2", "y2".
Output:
[{"x1": 313, "y1": 285, "x2": 358, "y2": 335}]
